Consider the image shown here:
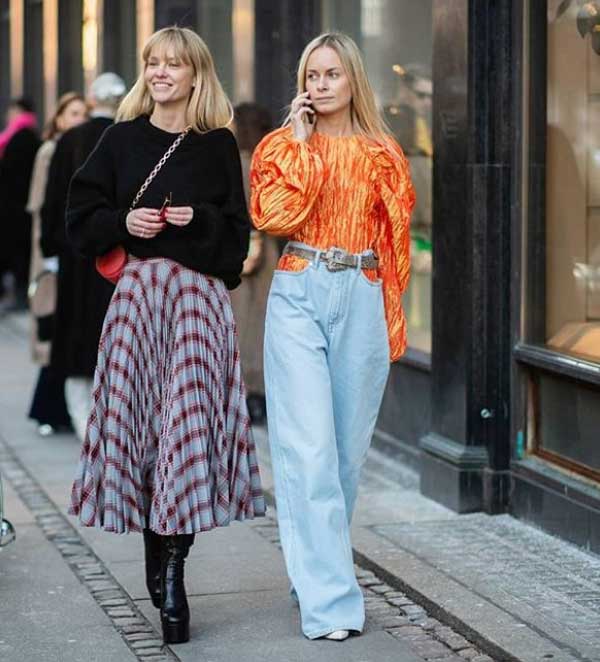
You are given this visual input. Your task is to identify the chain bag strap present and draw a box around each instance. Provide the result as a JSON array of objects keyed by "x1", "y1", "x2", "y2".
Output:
[
  {"x1": 96, "y1": 125, "x2": 192, "y2": 284},
  {"x1": 129, "y1": 126, "x2": 191, "y2": 211}
]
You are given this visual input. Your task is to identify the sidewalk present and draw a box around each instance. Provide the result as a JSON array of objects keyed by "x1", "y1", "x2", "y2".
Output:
[{"x1": 1, "y1": 311, "x2": 600, "y2": 662}]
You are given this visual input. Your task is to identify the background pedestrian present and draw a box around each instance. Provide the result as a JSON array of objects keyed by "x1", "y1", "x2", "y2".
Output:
[
  {"x1": 40, "y1": 73, "x2": 126, "y2": 442},
  {"x1": 230, "y1": 102, "x2": 279, "y2": 424},
  {"x1": 26, "y1": 91, "x2": 88, "y2": 436},
  {"x1": 0, "y1": 99, "x2": 40, "y2": 311}
]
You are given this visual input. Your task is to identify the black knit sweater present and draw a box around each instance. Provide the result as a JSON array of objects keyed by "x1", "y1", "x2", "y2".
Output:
[{"x1": 66, "y1": 116, "x2": 250, "y2": 289}]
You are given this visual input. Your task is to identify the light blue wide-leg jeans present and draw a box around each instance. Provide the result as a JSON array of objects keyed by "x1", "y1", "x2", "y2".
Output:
[{"x1": 264, "y1": 243, "x2": 390, "y2": 639}]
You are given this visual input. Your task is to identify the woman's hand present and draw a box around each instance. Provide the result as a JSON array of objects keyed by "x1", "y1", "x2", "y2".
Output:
[
  {"x1": 290, "y1": 92, "x2": 315, "y2": 142},
  {"x1": 164, "y1": 206, "x2": 194, "y2": 227},
  {"x1": 241, "y1": 234, "x2": 264, "y2": 276},
  {"x1": 126, "y1": 208, "x2": 166, "y2": 239}
]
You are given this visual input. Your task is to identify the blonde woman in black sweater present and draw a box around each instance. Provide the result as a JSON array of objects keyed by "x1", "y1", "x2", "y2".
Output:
[{"x1": 66, "y1": 27, "x2": 265, "y2": 644}]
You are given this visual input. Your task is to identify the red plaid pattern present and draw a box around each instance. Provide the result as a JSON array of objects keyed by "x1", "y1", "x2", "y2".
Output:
[{"x1": 69, "y1": 257, "x2": 266, "y2": 534}]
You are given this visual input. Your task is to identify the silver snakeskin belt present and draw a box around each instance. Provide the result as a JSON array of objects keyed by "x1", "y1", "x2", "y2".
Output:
[{"x1": 283, "y1": 244, "x2": 379, "y2": 272}]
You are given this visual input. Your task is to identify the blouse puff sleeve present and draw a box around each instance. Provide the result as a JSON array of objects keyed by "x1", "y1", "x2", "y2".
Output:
[
  {"x1": 250, "y1": 127, "x2": 325, "y2": 236},
  {"x1": 369, "y1": 138, "x2": 416, "y2": 361}
]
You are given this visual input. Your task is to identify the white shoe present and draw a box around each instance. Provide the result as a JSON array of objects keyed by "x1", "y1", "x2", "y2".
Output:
[{"x1": 324, "y1": 630, "x2": 349, "y2": 641}]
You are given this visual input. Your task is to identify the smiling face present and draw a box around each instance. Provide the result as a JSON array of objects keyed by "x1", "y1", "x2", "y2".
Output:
[
  {"x1": 144, "y1": 47, "x2": 196, "y2": 106},
  {"x1": 304, "y1": 46, "x2": 352, "y2": 118}
]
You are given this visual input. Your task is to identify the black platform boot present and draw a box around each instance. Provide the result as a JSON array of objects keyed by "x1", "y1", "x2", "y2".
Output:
[
  {"x1": 161, "y1": 534, "x2": 195, "y2": 643},
  {"x1": 143, "y1": 529, "x2": 163, "y2": 608}
]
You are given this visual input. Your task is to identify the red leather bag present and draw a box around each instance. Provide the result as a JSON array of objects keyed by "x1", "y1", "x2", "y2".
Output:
[{"x1": 95, "y1": 245, "x2": 128, "y2": 284}]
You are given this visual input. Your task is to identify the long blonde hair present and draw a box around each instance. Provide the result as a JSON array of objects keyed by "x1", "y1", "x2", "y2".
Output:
[
  {"x1": 287, "y1": 32, "x2": 391, "y2": 141},
  {"x1": 116, "y1": 26, "x2": 233, "y2": 133}
]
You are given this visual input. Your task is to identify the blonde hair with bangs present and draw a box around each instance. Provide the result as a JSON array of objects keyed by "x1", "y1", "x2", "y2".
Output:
[
  {"x1": 116, "y1": 26, "x2": 233, "y2": 133},
  {"x1": 286, "y1": 32, "x2": 391, "y2": 141}
]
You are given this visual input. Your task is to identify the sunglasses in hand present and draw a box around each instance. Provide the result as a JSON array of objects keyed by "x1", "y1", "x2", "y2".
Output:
[{"x1": 158, "y1": 193, "x2": 172, "y2": 222}]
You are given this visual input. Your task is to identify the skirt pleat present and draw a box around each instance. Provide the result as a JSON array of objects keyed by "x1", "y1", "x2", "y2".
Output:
[{"x1": 69, "y1": 258, "x2": 266, "y2": 534}]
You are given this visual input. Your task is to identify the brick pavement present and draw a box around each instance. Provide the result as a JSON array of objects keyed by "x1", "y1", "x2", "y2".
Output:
[{"x1": 369, "y1": 516, "x2": 600, "y2": 661}]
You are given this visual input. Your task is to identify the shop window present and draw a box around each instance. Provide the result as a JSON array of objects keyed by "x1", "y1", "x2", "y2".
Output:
[
  {"x1": 545, "y1": 1, "x2": 600, "y2": 365},
  {"x1": 521, "y1": 1, "x2": 600, "y2": 480},
  {"x1": 321, "y1": 0, "x2": 433, "y2": 354}
]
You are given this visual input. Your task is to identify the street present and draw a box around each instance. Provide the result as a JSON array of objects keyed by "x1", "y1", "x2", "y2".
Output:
[{"x1": 1, "y1": 311, "x2": 600, "y2": 662}]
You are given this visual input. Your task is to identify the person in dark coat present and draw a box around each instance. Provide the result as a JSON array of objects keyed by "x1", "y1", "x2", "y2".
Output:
[
  {"x1": 0, "y1": 98, "x2": 40, "y2": 310},
  {"x1": 41, "y1": 73, "x2": 126, "y2": 441},
  {"x1": 27, "y1": 92, "x2": 88, "y2": 436}
]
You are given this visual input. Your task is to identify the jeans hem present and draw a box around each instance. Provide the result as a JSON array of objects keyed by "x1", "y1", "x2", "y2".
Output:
[{"x1": 304, "y1": 625, "x2": 364, "y2": 640}]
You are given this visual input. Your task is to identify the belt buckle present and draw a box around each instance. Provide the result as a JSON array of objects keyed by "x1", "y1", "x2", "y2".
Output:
[{"x1": 324, "y1": 248, "x2": 347, "y2": 272}]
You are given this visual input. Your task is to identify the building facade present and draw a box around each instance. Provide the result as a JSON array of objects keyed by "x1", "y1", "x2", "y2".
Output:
[{"x1": 1, "y1": 0, "x2": 599, "y2": 552}]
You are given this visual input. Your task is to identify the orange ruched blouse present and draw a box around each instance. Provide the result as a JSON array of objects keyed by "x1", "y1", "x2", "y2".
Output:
[{"x1": 250, "y1": 126, "x2": 415, "y2": 361}]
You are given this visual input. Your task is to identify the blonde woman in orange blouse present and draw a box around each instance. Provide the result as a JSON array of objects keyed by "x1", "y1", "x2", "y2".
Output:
[{"x1": 251, "y1": 33, "x2": 415, "y2": 641}]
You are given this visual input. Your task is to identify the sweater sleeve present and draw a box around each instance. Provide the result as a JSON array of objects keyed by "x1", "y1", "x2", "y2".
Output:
[
  {"x1": 250, "y1": 127, "x2": 324, "y2": 236},
  {"x1": 170, "y1": 129, "x2": 250, "y2": 285},
  {"x1": 65, "y1": 126, "x2": 130, "y2": 257}
]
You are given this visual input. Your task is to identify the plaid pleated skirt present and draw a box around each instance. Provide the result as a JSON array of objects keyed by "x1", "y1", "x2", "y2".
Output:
[{"x1": 68, "y1": 257, "x2": 266, "y2": 535}]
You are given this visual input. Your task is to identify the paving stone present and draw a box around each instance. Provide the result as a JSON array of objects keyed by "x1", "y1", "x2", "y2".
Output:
[
  {"x1": 78, "y1": 567, "x2": 105, "y2": 577},
  {"x1": 107, "y1": 608, "x2": 136, "y2": 617},
  {"x1": 66, "y1": 554, "x2": 95, "y2": 564},
  {"x1": 98, "y1": 598, "x2": 129, "y2": 607},
  {"x1": 130, "y1": 639, "x2": 165, "y2": 649},
  {"x1": 370, "y1": 583, "x2": 394, "y2": 595},
  {"x1": 387, "y1": 595, "x2": 417, "y2": 607},
  {"x1": 355, "y1": 568, "x2": 375, "y2": 579},
  {"x1": 120, "y1": 624, "x2": 156, "y2": 634},
  {"x1": 125, "y1": 631, "x2": 160, "y2": 642},
  {"x1": 408, "y1": 638, "x2": 454, "y2": 659},
  {"x1": 458, "y1": 648, "x2": 479, "y2": 659},
  {"x1": 112, "y1": 617, "x2": 147, "y2": 627},
  {"x1": 365, "y1": 600, "x2": 398, "y2": 614},
  {"x1": 435, "y1": 630, "x2": 472, "y2": 652},
  {"x1": 136, "y1": 648, "x2": 165, "y2": 656},
  {"x1": 389, "y1": 625, "x2": 427, "y2": 639},
  {"x1": 401, "y1": 604, "x2": 427, "y2": 616},
  {"x1": 367, "y1": 605, "x2": 396, "y2": 616},
  {"x1": 86, "y1": 579, "x2": 119, "y2": 591},
  {"x1": 378, "y1": 615, "x2": 411, "y2": 628},
  {"x1": 420, "y1": 618, "x2": 442, "y2": 631}
]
